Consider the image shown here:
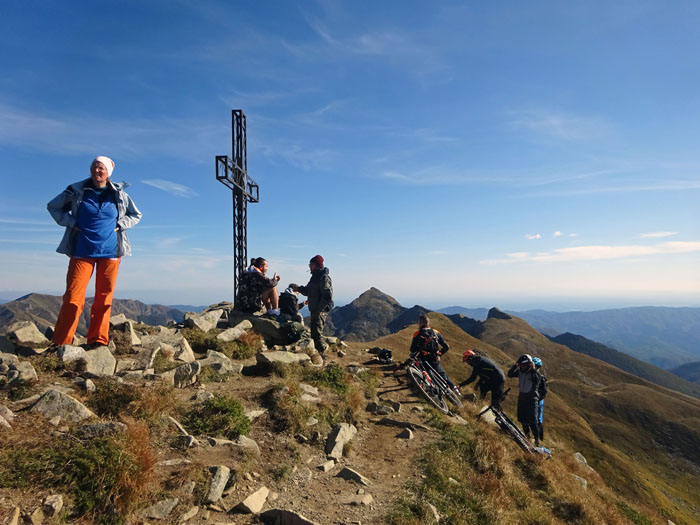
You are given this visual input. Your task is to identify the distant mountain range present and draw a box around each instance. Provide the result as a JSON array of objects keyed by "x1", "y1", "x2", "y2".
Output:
[
  {"x1": 670, "y1": 361, "x2": 700, "y2": 384},
  {"x1": 512, "y1": 307, "x2": 700, "y2": 369},
  {"x1": 0, "y1": 293, "x2": 184, "y2": 335}
]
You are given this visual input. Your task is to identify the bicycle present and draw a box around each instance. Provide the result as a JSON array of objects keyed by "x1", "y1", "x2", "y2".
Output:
[
  {"x1": 476, "y1": 388, "x2": 536, "y2": 453},
  {"x1": 405, "y1": 355, "x2": 463, "y2": 415}
]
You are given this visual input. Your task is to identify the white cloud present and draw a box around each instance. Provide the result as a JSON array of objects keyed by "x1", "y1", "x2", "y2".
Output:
[
  {"x1": 509, "y1": 109, "x2": 612, "y2": 141},
  {"x1": 553, "y1": 231, "x2": 563, "y2": 237},
  {"x1": 141, "y1": 179, "x2": 198, "y2": 198},
  {"x1": 480, "y1": 240, "x2": 700, "y2": 265},
  {"x1": 525, "y1": 234, "x2": 541, "y2": 240},
  {"x1": 640, "y1": 231, "x2": 678, "y2": 238}
]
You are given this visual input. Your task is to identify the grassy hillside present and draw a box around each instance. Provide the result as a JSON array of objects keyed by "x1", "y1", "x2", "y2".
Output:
[
  {"x1": 472, "y1": 313, "x2": 700, "y2": 524},
  {"x1": 373, "y1": 314, "x2": 700, "y2": 524},
  {"x1": 550, "y1": 332, "x2": 700, "y2": 399}
]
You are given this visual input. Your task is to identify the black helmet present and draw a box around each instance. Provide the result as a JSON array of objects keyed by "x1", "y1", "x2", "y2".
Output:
[
  {"x1": 517, "y1": 354, "x2": 533, "y2": 365},
  {"x1": 378, "y1": 349, "x2": 393, "y2": 364}
]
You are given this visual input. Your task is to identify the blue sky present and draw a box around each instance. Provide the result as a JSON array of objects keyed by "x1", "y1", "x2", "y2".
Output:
[{"x1": 1, "y1": 1, "x2": 699, "y2": 310}]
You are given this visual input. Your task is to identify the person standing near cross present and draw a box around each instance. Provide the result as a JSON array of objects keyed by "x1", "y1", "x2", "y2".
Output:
[{"x1": 292, "y1": 255, "x2": 333, "y2": 356}]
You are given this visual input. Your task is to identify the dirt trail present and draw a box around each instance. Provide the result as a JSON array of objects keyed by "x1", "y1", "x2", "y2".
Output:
[{"x1": 179, "y1": 343, "x2": 444, "y2": 524}]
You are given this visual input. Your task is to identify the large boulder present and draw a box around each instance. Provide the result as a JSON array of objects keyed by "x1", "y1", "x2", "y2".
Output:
[
  {"x1": 57, "y1": 345, "x2": 88, "y2": 364},
  {"x1": 83, "y1": 346, "x2": 116, "y2": 377},
  {"x1": 228, "y1": 312, "x2": 290, "y2": 346},
  {"x1": 140, "y1": 333, "x2": 195, "y2": 363},
  {"x1": 161, "y1": 362, "x2": 201, "y2": 388},
  {"x1": 31, "y1": 389, "x2": 95, "y2": 422},
  {"x1": 260, "y1": 509, "x2": 319, "y2": 525},
  {"x1": 184, "y1": 310, "x2": 223, "y2": 332},
  {"x1": 5, "y1": 321, "x2": 49, "y2": 346},
  {"x1": 256, "y1": 351, "x2": 311, "y2": 367},
  {"x1": 216, "y1": 320, "x2": 253, "y2": 342},
  {"x1": 198, "y1": 350, "x2": 241, "y2": 375}
]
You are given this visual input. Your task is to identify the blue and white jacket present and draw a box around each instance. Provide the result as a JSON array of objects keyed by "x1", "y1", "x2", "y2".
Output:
[{"x1": 47, "y1": 178, "x2": 142, "y2": 257}]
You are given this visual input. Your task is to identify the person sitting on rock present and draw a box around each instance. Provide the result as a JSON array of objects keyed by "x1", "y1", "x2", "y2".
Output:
[
  {"x1": 508, "y1": 354, "x2": 543, "y2": 446},
  {"x1": 279, "y1": 284, "x2": 306, "y2": 324},
  {"x1": 409, "y1": 314, "x2": 460, "y2": 395},
  {"x1": 460, "y1": 349, "x2": 506, "y2": 409},
  {"x1": 235, "y1": 257, "x2": 280, "y2": 316}
]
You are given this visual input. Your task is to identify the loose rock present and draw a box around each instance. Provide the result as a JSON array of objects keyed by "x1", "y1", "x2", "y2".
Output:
[{"x1": 235, "y1": 486, "x2": 270, "y2": 514}]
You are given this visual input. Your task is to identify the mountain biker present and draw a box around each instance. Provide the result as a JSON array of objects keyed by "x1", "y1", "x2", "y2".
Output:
[
  {"x1": 507, "y1": 354, "x2": 543, "y2": 446},
  {"x1": 460, "y1": 350, "x2": 506, "y2": 409},
  {"x1": 408, "y1": 314, "x2": 460, "y2": 395},
  {"x1": 533, "y1": 356, "x2": 548, "y2": 441}
]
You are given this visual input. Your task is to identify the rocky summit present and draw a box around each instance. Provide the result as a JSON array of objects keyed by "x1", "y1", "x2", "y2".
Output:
[{"x1": 0, "y1": 298, "x2": 698, "y2": 525}]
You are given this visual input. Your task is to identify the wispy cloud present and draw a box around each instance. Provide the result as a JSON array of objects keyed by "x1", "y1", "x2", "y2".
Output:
[
  {"x1": 509, "y1": 109, "x2": 612, "y2": 141},
  {"x1": 640, "y1": 231, "x2": 678, "y2": 238},
  {"x1": 141, "y1": 179, "x2": 198, "y2": 198},
  {"x1": 553, "y1": 231, "x2": 563, "y2": 237},
  {"x1": 0, "y1": 102, "x2": 227, "y2": 163},
  {"x1": 481, "y1": 241, "x2": 700, "y2": 265},
  {"x1": 525, "y1": 233, "x2": 541, "y2": 240},
  {"x1": 0, "y1": 218, "x2": 53, "y2": 226}
]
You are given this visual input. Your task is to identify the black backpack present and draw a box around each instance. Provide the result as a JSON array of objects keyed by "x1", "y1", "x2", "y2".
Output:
[{"x1": 417, "y1": 329, "x2": 440, "y2": 355}]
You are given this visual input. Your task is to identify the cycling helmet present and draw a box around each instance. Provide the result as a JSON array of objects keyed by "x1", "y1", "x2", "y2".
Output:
[
  {"x1": 377, "y1": 349, "x2": 393, "y2": 364},
  {"x1": 517, "y1": 354, "x2": 533, "y2": 365},
  {"x1": 532, "y1": 357, "x2": 543, "y2": 368},
  {"x1": 462, "y1": 349, "x2": 475, "y2": 362}
]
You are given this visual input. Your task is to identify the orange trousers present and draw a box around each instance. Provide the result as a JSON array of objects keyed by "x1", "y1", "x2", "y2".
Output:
[{"x1": 53, "y1": 257, "x2": 121, "y2": 346}]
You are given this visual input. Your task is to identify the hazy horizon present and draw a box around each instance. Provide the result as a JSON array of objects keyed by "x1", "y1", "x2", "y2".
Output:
[{"x1": 2, "y1": 288, "x2": 698, "y2": 313}]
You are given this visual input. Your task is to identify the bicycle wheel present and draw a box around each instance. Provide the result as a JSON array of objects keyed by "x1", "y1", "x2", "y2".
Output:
[
  {"x1": 496, "y1": 413, "x2": 534, "y2": 453},
  {"x1": 407, "y1": 365, "x2": 449, "y2": 414}
]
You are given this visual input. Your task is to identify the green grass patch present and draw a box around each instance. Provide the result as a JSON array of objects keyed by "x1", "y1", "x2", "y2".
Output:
[
  {"x1": 305, "y1": 363, "x2": 349, "y2": 394},
  {"x1": 32, "y1": 353, "x2": 63, "y2": 373},
  {"x1": 198, "y1": 366, "x2": 232, "y2": 383},
  {"x1": 86, "y1": 378, "x2": 176, "y2": 421},
  {"x1": 152, "y1": 352, "x2": 178, "y2": 374},
  {"x1": 616, "y1": 502, "x2": 653, "y2": 525},
  {"x1": 0, "y1": 418, "x2": 155, "y2": 524},
  {"x1": 182, "y1": 394, "x2": 250, "y2": 439}
]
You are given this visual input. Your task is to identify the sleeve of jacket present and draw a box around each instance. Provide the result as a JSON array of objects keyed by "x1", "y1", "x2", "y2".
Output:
[
  {"x1": 507, "y1": 364, "x2": 519, "y2": 378},
  {"x1": 462, "y1": 366, "x2": 479, "y2": 386},
  {"x1": 47, "y1": 187, "x2": 78, "y2": 230},
  {"x1": 409, "y1": 334, "x2": 420, "y2": 355},
  {"x1": 537, "y1": 374, "x2": 548, "y2": 399},
  {"x1": 117, "y1": 192, "x2": 142, "y2": 231},
  {"x1": 319, "y1": 274, "x2": 333, "y2": 312},
  {"x1": 437, "y1": 332, "x2": 449, "y2": 354}
]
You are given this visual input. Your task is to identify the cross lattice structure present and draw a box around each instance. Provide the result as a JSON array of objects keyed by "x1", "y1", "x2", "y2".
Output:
[{"x1": 216, "y1": 109, "x2": 259, "y2": 305}]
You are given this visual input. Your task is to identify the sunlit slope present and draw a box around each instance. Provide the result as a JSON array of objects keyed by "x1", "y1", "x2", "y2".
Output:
[
  {"x1": 369, "y1": 312, "x2": 700, "y2": 524},
  {"x1": 477, "y1": 313, "x2": 700, "y2": 523}
]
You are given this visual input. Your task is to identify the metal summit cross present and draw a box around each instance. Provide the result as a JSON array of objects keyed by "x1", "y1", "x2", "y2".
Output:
[{"x1": 216, "y1": 109, "x2": 259, "y2": 304}]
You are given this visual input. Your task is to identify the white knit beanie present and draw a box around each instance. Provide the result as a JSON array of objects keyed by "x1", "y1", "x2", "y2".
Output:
[{"x1": 93, "y1": 156, "x2": 115, "y2": 177}]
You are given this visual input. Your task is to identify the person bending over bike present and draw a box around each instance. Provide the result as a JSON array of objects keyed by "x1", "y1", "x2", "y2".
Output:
[
  {"x1": 507, "y1": 354, "x2": 543, "y2": 447},
  {"x1": 460, "y1": 350, "x2": 506, "y2": 409},
  {"x1": 409, "y1": 314, "x2": 460, "y2": 395}
]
